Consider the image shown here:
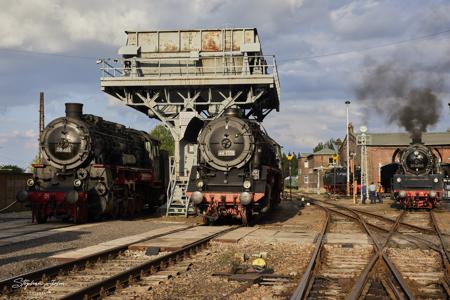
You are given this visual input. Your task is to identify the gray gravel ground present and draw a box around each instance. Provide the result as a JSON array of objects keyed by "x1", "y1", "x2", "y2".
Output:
[{"x1": 0, "y1": 217, "x2": 190, "y2": 281}]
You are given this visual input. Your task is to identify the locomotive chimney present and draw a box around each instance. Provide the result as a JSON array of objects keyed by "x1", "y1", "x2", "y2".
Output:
[
  {"x1": 65, "y1": 103, "x2": 83, "y2": 119},
  {"x1": 411, "y1": 129, "x2": 422, "y2": 144},
  {"x1": 223, "y1": 107, "x2": 242, "y2": 117}
]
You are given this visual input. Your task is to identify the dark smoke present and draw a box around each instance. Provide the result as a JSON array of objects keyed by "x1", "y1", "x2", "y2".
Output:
[{"x1": 355, "y1": 62, "x2": 443, "y2": 142}]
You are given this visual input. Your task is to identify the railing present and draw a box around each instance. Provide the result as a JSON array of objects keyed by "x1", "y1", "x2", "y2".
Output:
[
  {"x1": 98, "y1": 55, "x2": 279, "y2": 81},
  {"x1": 166, "y1": 156, "x2": 177, "y2": 215}
]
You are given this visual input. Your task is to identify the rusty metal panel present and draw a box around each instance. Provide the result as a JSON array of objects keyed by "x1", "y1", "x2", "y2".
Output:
[
  {"x1": 159, "y1": 31, "x2": 180, "y2": 52},
  {"x1": 201, "y1": 30, "x2": 221, "y2": 52},
  {"x1": 181, "y1": 31, "x2": 201, "y2": 51},
  {"x1": 125, "y1": 28, "x2": 259, "y2": 54},
  {"x1": 244, "y1": 30, "x2": 255, "y2": 44},
  {"x1": 127, "y1": 33, "x2": 137, "y2": 46},
  {"x1": 138, "y1": 32, "x2": 158, "y2": 52}
]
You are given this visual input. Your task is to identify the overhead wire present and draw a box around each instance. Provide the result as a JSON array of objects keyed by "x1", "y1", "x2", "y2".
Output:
[{"x1": 279, "y1": 28, "x2": 450, "y2": 62}]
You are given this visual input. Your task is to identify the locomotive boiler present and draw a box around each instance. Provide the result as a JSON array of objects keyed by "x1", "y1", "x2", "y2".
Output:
[
  {"x1": 392, "y1": 141, "x2": 443, "y2": 209},
  {"x1": 16, "y1": 103, "x2": 168, "y2": 223},
  {"x1": 186, "y1": 108, "x2": 283, "y2": 225}
]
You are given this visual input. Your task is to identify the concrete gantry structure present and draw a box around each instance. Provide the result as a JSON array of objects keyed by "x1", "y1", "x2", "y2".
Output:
[{"x1": 99, "y1": 28, "x2": 280, "y2": 215}]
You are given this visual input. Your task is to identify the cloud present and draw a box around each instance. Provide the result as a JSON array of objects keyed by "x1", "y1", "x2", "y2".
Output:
[{"x1": 0, "y1": 0, "x2": 449, "y2": 168}]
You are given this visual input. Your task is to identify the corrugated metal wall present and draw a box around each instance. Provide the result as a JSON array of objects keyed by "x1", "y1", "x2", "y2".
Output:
[{"x1": 0, "y1": 172, "x2": 31, "y2": 212}]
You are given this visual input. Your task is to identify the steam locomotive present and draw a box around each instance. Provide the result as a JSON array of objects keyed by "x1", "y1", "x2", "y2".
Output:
[
  {"x1": 323, "y1": 167, "x2": 361, "y2": 194},
  {"x1": 392, "y1": 141, "x2": 443, "y2": 209},
  {"x1": 16, "y1": 103, "x2": 168, "y2": 223},
  {"x1": 186, "y1": 108, "x2": 283, "y2": 225}
]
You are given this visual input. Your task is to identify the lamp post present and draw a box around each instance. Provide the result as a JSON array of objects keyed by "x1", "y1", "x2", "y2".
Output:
[
  {"x1": 345, "y1": 100, "x2": 351, "y2": 196},
  {"x1": 287, "y1": 152, "x2": 294, "y2": 200}
]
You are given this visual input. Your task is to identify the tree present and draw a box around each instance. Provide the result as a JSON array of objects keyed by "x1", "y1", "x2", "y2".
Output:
[
  {"x1": 28, "y1": 154, "x2": 41, "y2": 173},
  {"x1": 313, "y1": 138, "x2": 338, "y2": 153},
  {"x1": 150, "y1": 124, "x2": 175, "y2": 156},
  {"x1": 0, "y1": 164, "x2": 25, "y2": 173}
]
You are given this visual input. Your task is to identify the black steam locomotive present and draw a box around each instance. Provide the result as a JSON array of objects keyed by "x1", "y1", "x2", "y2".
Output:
[
  {"x1": 17, "y1": 103, "x2": 168, "y2": 223},
  {"x1": 323, "y1": 167, "x2": 361, "y2": 194},
  {"x1": 186, "y1": 108, "x2": 283, "y2": 225},
  {"x1": 392, "y1": 142, "x2": 443, "y2": 209}
]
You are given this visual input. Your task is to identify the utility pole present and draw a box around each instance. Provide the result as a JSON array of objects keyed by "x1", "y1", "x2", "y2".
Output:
[
  {"x1": 287, "y1": 152, "x2": 293, "y2": 200},
  {"x1": 345, "y1": 100, "x2": 351, "y2": 196},
  {"x1": 39, "y1": 92, "x2": 44, "y2": 162},
  {"x1": 358, "y1": 126, "x2": 370, "y2": 203},
  {"x1": 317, "y1": 166, "x2": 323, "y2": 195}
]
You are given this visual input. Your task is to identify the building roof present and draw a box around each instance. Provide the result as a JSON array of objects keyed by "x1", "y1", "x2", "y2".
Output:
[
  {"x1": 366, "y1": 132, "x2": 450, "y2": 146},
  {"x1": 311, "y1": 148, "x2": 336, "y2": 155},
  {"x1": 298, "y1": 152, "x2": 311, "y2": 158}
]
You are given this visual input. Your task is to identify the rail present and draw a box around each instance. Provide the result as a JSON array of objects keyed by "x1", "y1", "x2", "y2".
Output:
[
  {"x1": 290, "y1": 204, "x2": 330, "y2": 300},
  {"x1": 98, "y1": 55, "x2": 279, "y2": 81},
  {"x1": 0, "y1": 225, "x2": 238, "y2": 299},
  {"x1": 297, "y1": 197, "x2": 416, "y2": 299}
]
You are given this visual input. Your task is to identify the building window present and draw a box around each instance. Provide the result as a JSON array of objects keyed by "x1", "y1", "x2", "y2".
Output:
[
  {"x1": 304, "y1": 176, "x2": 309, "y2": 184},
  {"x1": 328, "y1": 157, "x2": 334, "y2": 164},
  {"x1": 304, "y1": 160, "x2": 309, "y2": 168}
]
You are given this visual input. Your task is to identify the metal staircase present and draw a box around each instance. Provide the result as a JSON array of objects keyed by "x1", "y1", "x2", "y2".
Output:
[{"x1": 166, "y1": 157, "x2": 194, "y2": 216}]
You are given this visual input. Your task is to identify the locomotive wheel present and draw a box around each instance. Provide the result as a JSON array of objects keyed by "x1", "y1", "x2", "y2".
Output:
[
  {"x1": 75, "y1": 205, "x2": 88, "y2": 224},
  {"x1": 111, "y1": 201, "x2": 120, "y2": 219},
  {"x1": 242, "y1": 207, "x2": 251, "y2": 226},
  {"x1": 127, "y1": 198, "x2": 136, "y2": 217},
  {"x1": 36, "y1": 208, "x2": 48, "y2": 224},
  {"x1": 261, "y1": 184, "x2": 272, "y2": 214},
  {"x1": 135, "y1": 194, "x2": 144, "y2": 215},
  {"x1": 125, "y1": 188, "x2": 136, "y2": 217},
  {"x1": 203, "y1": 216, "x2": 211, "y2": 225}
]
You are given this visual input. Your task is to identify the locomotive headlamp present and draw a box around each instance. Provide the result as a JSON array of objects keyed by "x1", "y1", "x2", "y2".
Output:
[
  {"x1": 399, "y1": 190, "x2": 406, "y2": 198},
  {"x1": 243, "y1": 180, "x2": 252, "y2": 189},
  {"x1": 191, "y1": 191, "x2": 203, "y2": 204},
  {"x1": 95, "y1": 182, "x2": 108, "y2": 196},
  {"x1": 197, "y1": 180, "x2": 204, "y2": 189},
  {"x1": 433, "y1": 178, "x2": 439, "y2": 183},
  {"x1": 251, "y1": 169, "x2": 260, "y2": 180},
  {"x1": 240, "y1": 192, "x2": 252, "y2": 205},
  {"x1": 77, "y1": 168, "x2": 88, "y2": 180},
  {"x1": 396, "y1": 177, "x2": 402, "y2": 183},
  {"x1": 26, "y1": 178, "x2": 35, "y2": 187},
  {"x1": 430, "y1": 191, "x2": 437, "y2": 198},
  {"x1": 73, "y1": 179, "x2": 82, "y2": 187}
]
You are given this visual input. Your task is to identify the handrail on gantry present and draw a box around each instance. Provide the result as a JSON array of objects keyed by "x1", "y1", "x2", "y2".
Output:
[{"x1": 290, "y1": 203, "x2": 330, "y2": 300}]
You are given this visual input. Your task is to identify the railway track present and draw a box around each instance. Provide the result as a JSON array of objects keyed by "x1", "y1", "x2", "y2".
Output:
[
  {"x1": 291, "y1": 195, "x2": 450, "y2": 299},
  {"x1": 0, "y1": 225, "x2": 238, "y2": 299},
  {"x1": 0, "y1": 221, "x2": 74, "y2": 245}
]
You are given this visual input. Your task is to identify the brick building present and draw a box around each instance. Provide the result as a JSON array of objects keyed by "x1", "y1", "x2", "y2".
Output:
[
  {"x1": 298, "y1": 148, "x2": 336, "y2": 192},
  {"x1": 339, "y1": 129, "x2": 450, "y2": 187}
]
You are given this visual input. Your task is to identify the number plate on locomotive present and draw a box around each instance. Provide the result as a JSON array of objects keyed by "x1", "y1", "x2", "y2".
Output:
[
  {"x1": 218, "y1": 150, "x2": 235, "y2": 156},
  {"x1": 56, "y1": 145, "x2": 72, "y2": 153}
]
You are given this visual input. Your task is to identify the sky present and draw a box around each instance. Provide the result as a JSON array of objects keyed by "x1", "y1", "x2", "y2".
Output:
[{"x1": 0, "y1": 0, "x2": 450, "y2": 169}]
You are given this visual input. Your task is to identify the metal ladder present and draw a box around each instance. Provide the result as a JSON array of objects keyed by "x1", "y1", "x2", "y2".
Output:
[{"x1": 166, "y1": 157, "x2": 194, "y2": 216}]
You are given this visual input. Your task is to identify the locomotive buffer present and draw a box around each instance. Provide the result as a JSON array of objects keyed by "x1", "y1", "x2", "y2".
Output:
[{"x1": 99, "y1": 28, "x2": 280, "y2": 216}]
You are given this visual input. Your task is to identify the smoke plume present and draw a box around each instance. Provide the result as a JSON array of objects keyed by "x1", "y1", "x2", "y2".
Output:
[{"x1": 355, "y1": 61, "x2": 443, "y2": 142}]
